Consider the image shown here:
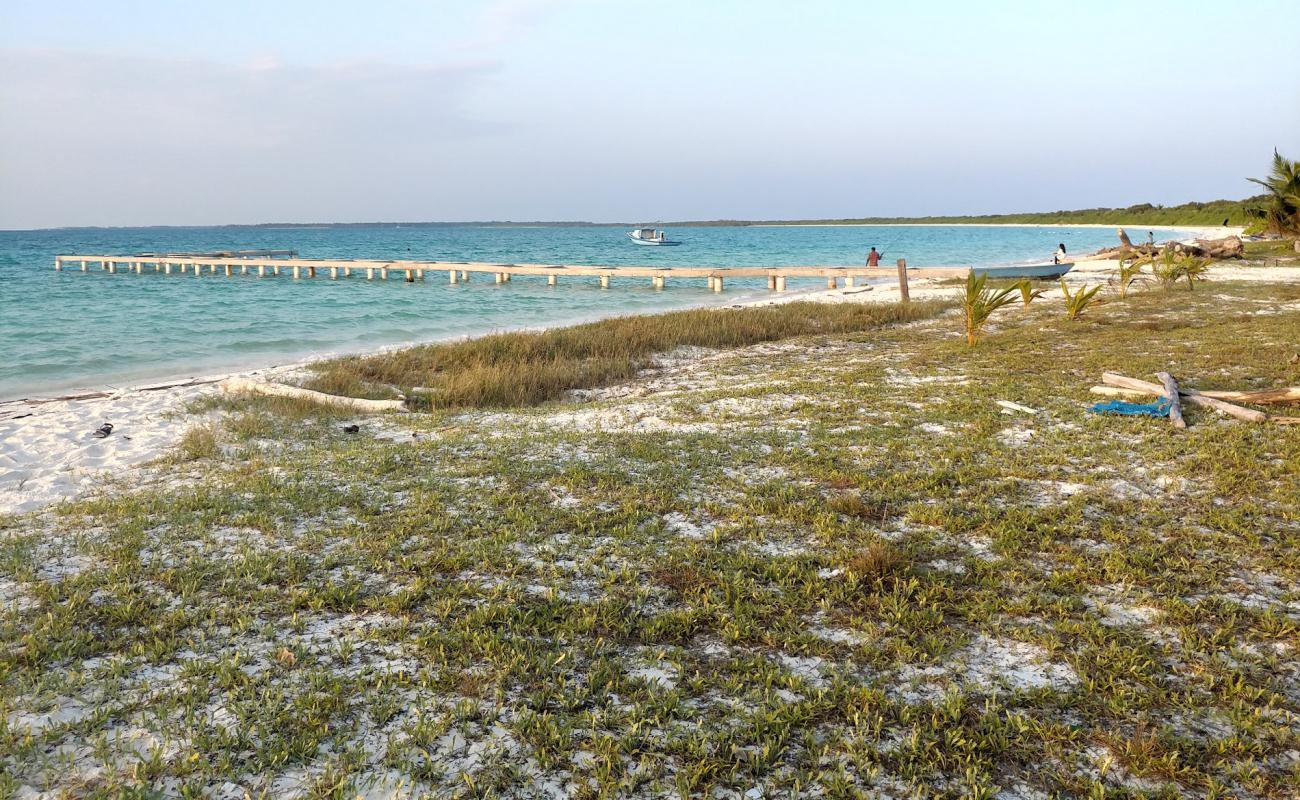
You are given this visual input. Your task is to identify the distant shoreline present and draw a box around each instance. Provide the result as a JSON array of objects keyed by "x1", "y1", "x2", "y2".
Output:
[
  {"x1": 751, "y1": 223, "x2": 1244, "y2": 234},
  {"x1": 1, "y1": 196, "x2": 1262, "y2": 234},
  {"x1": 3, "y1": 221, "x2": 1252, "y2": 233}
]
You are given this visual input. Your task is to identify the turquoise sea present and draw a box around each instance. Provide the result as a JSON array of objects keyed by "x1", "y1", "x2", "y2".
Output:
[{"x1": 0, "y1": 224, "x2": 1180, "y2": 400}]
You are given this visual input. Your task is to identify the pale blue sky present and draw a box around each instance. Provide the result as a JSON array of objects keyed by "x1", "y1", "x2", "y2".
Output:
[{"x1": 1, "y1": 0, "x2": 1297, "y2": 228}]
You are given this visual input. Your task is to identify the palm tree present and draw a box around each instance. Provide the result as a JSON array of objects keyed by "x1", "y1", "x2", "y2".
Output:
[{"x1": 1247, "y1": 149, "x2": 1300, "y2": 235}]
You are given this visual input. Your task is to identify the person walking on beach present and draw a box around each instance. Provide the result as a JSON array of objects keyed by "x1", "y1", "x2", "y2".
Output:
[
  {"x1": 1053, "y1": 243, "x2": 1067, "y2": 264},
  {"x1": 866, "y1": 247, "x2": 882, "y2": 267}
]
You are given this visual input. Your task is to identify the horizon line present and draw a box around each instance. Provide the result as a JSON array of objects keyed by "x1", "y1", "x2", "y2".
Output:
[{"x1": 0, "y1": 193, "x2": 1264, "y2": 233}]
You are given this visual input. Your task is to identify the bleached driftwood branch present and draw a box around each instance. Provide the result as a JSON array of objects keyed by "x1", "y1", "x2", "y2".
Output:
[
  {"x1": 1155, "y1": 372, "x2": 1186, "y2": 429},
  {"x1": 220, "y1": 377, "x2": 406, "y2": 413},
  {"x1": 1100, "y1": 373, "x2": 1267, "y2": 423},
  {"x1": 1088, "y1": 385, "x2": 1300, "y2": 405}
]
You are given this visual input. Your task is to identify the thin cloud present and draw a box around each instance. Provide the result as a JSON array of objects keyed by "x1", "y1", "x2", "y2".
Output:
[
  {"x1": 0, "y1": 49, "x2": 508, "y2": 227},
  {"x1": 454, "y1": 0, "x2": 569, "y2": 51}
]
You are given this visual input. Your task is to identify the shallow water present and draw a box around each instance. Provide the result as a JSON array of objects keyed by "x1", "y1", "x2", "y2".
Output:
[{"x1": 0, "y1": 224, "x2": 1176, "y2": 399}]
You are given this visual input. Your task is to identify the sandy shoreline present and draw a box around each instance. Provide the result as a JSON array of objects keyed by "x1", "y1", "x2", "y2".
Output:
[
  {"x1": 0, "y1": 281, "x2": 931, "y2": 515},
  {"x1": 3, "y1": 258, "x2": 1295, "y2": 516}
]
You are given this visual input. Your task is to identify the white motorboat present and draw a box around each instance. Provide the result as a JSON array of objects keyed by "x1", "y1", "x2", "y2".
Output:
[{"x1": 627, "y1": 228, "x2": 681, "y2": 246}]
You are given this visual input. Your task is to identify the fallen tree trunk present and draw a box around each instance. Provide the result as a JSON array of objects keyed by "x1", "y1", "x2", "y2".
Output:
[
  {"x1": 1168, "y1": 236, "x2": 1243, "y2": 259},
  {"x1": 1100, "y1": 373, "x2": 1268, "y2": 423},
  {"x1": 220, "y1": 377, "x2": 406, "y2": 413},
  {"x1": 1155, "y1": 372, "x2": 1186, "y2": 429},
  {"x1": 1187, "y1": 236, "x2": 1244, "y2": 259}
]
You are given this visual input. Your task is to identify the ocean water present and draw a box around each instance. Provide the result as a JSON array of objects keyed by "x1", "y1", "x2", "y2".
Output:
[{"x1": 0, "y1": 224, "x2": 1178, "y2": 400}]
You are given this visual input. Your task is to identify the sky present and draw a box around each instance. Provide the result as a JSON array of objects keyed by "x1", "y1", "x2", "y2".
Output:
[{"x1": 1, "y1": 0, "x2": 1298, "y2": 229}]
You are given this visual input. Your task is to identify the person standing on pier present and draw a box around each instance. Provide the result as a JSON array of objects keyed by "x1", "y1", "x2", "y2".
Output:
[{"x1": 866, "y1": 247, "x2": 882, "y2": 267}]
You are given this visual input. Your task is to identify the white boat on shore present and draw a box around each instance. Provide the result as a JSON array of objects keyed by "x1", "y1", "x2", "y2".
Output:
[{"x1": 627, "y1": 228, "x2": 681, "y2": 246}]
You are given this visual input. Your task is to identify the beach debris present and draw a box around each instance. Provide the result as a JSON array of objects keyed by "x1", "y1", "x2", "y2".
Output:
[
  {"x1": 342, "y1": 424, "x2": 360, "y2": 434},
  {"x1": 91, "y1": 423, "x2": 114, "y2": 439},
  {"x1": 1090, "y1": 398, "x2": 1171, "y2": 418},
  {"x1": 1094, "y1": 234, "x2": 1243, "y2": 261},
  {"x1": 219, "y1": 377, "x2": 406, "y2": 413},
  {"x1": 1178, "y1": 236, "x2": 1244, "y2": 260},
  {"x1": 1089, "y1": 386, "x2": 1156, "y2": 400},
  {"x1": 1155, "y1": 372, "x2": 1186, "y2": 429},
  {"x1": 1193, "y1": 385, "x2": 1300, "y2": 405},
  {"x1": 1088, "y1": 384, "x2": 1300, "y2": 405},
  {"x1": 995, "y1": 400, "x2": 1039, "y2": 415},
  {"x1": 1100, "y1": 373, "x2": 1268, "y2": 423}
]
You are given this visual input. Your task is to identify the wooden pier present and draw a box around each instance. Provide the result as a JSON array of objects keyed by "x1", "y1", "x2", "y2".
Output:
[{"x1": 53, "y1": 254, "x2": 969, "y2": 294}]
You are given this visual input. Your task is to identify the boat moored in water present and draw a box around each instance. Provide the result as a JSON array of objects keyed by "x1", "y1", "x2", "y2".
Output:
[{"x1": 627, "y1": 228, "x2": 681, "y2": 246}]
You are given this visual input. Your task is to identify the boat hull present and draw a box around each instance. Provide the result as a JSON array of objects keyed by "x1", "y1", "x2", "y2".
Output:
[
  {"x1": 628, "y1": 236, "x2": 681, "y2": 246},
  {"x1": 972, "y1": 262, "x2": 1074, "y2": 280}
]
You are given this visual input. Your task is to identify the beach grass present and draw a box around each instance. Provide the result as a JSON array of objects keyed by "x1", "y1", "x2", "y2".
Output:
[
  {"x1": 1244, "y1": 238, "x2": 1300, "y2": 262},
  {"x1": 304, "y1": 300, "x2": 948, "y2": 409},
  {"x1": 3, "y1": 281, "x2": 1300, "y2": 797}
]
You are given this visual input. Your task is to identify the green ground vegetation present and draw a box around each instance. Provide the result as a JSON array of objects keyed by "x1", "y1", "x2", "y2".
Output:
[
  {"x1": 1247, "y1": 149, "x2": 1300, "y2": 236},
  {"x1": 1242, "y1": 238, "x2": 1300, "y2": 268},
  {"x1": 3, "y1": 275, "x2": 1300, "y2": 798}
]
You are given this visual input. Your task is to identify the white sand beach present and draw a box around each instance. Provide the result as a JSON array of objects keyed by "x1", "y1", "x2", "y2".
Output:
[
  {"x1": 0, "y1": 366, "x2": 305, "y2": 515},
  {"x1": 4, "y1": 258, "x2": 1296, "y2": 517}
]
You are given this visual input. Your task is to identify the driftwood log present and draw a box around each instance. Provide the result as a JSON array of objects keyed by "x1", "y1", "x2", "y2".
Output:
[
  {"x1": 1117, "y1": 228, "x2": 1134, "y2": 251},
  {"x1": 1155, "y1": 372, "x2": 1186, "y2": 429},
  {"x1": 1100, "y1": 373, "x2": 1268, "y2": 423},
  {"x1": 1089, "y1": 385, "x2": 1300, "y2": 405},
  {"x1": 1196, "y1": 386, "x2": 1300, "y2": 404},
  {"x1": 220, "y1": 377, "x2": 406, "y2": 412},
  {"x1": 1088, "y1": 235, "x2": 1243, "y2": 261},
  {"x1": 1089, "y1": 386, "x2": 1151, "y2": 400},
  {"x1": 1174, "y1": 236, "x2": 1244, "y2": 259}
]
